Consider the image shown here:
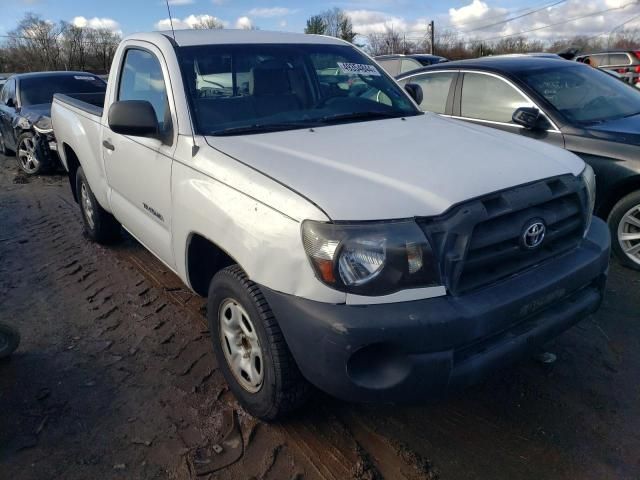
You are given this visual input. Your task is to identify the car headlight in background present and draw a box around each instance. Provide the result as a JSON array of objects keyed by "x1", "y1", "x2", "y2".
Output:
[
  {"x1": 302, "y1": 220, "x2": 440, "y2": 296},
  {"x1": 580, "y1": 164, "x2": 596, "y2": 236},
  {"x1": 33, "y1": 117, "x2": 54, "y2": 136}
]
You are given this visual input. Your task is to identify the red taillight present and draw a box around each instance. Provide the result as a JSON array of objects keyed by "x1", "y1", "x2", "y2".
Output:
[{"x1": 634, "y1": 51, "x2": 640, "y2": 60}]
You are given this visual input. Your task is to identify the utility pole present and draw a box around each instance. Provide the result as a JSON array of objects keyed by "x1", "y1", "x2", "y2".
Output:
[{"x1": 429, "y1": 20, "x2": 435, "y2": 55}]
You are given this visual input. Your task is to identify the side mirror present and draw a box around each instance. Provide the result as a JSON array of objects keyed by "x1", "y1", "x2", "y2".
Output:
[
  {"x1": 512, "y1": 107, "x2": 543, "y2": 130},
  {"x1": 404, "y1": 83, "x2": 423, "y2": 105},
  {"x1": 6, "y1": 98, "x2": 15, "y2": 108},
  {"x1": 108, "y1": 100, "x2": 158, "y2": 138}
]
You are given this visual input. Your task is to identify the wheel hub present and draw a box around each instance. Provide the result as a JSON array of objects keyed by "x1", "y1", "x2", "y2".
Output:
[
  {"x1": 18, "y1": 137, "x2": 39, "y2": 174},
  {"x1": 219, "y1": 298, "x2": 264, "y2": 393},
  {"x1": 618, "y1": 204, "x2": 640, "y2": 266}
]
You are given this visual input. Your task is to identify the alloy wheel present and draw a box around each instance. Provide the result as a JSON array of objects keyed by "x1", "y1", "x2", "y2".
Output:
[
  {"x1": 17, "y1": 136, "x2": 39, "y2": 174},
  {"x1": 218, "y1": 298, "x2": 264, "y2": 393},
  {"x1": 618, "y1": 204, "x2": 640, "y2": 266}
]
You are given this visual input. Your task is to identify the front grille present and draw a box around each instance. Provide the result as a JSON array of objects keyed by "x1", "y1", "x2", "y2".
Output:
[{"x1": 418, "y1": 175, "x2": 589, "y2": 296}]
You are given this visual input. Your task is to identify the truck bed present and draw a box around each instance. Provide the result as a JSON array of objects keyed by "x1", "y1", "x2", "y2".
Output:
[{"x1": 53, "y1": 92, "x2": 105, "y2": 118}]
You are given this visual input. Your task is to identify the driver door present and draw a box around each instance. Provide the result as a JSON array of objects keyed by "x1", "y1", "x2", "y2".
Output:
[{"x1": 103, "y1": 44, "x2": 177, "y2": 269}]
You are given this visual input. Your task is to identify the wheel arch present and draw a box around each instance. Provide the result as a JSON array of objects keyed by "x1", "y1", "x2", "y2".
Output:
[
  {"x1": 185, "y1": 232, "x2": 238, "y2": 297},
  {"x1": 63, "y1": 143, "x2": 81, "y2": 202},
  {"x1": 597, "y1": 174, "x2": 640, "y2": 220}
]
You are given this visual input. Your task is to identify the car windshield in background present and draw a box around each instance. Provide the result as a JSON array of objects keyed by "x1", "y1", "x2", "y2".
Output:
[
  {"x1": 177, "y1": 43, "x2": 420, "y2": 136},
  {"x1": 521, "y1": 64, "x2": 640, "y2": 124},
  {"x1": 20, "y1": 75, "x2": 106, "y2": 107}
]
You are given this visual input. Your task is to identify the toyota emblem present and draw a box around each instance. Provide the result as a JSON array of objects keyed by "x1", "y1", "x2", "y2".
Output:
[{"x1": 522, "y1": 219, "x2": 546, "y2": 249}]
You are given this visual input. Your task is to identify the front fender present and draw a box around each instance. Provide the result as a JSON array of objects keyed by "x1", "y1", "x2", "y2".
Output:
[{"x1": 170, "y1": 160, "x2": 345, "y2": 304}]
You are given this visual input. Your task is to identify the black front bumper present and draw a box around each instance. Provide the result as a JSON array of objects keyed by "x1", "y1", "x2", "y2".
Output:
[{"x1": 262, "y1": 218, "x2": 611, "y2": 403}]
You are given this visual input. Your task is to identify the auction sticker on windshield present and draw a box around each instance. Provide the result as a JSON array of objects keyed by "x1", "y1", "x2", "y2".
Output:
[{"x1": 337, "y1": 62, "x2": 381, "y2": 76}]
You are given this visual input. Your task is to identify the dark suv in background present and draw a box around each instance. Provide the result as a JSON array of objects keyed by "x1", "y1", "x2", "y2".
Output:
[
  {"x1": 575, "y1": 50, "x2": 640, "y2": 85},
  {"x1": 0, "y1": 71, "x2": 106, "y2": 175}
]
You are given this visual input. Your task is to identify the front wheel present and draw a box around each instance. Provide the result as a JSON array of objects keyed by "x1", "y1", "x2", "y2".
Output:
[
  {"x1": 207, "y1": 265, "x2": 310, "y2": 421},
  {"x1": 0, "y1": 323, "x2": 20, "y2": 359},
  {"x1": 76, "y1": 167, "x2": 121, "y2": 244},
  {"x1": 608, "y1": 191, "x2": 640, "y2": 270},
  {"x1": 16, "y1": 132, "x2": 51, "y2": 175}
]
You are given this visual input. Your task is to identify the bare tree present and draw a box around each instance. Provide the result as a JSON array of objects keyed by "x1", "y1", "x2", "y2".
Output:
[
  {"x1": 192, "y1": 17, "x2": 224, "y2": 30},
  {"x1": 366, "y1": 26, "x2": 403, "y2": 56}
]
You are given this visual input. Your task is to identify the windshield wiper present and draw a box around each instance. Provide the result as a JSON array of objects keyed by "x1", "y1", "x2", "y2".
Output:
[
  {"x1": 318, "y1": 111, "x2": 409, "y2": 124},
  {"x1": 211, "y1": 122, "x2": 320, "y2": 136}
]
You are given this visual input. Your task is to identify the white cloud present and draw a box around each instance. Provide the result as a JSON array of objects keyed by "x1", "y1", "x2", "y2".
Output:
[
  {"x1": 248, "y1": 7, "x2": 295, "y2": 18},
  {"x1": 167, "y1": 0, "x2": 194, "y2": 5},
  {"x1": 449, "y1": 0, "x2": 506, "y2": 26},
  {"x1": 72, "y1": 16, "x2": 120, "y2": 32},
  {"x1": 346, "y1": 10, "x2": 430, "y2": 35},
  {"x1": 445, "y1": 0, "x2": 640, "y2": 42},
  {"x1": 235, "y1": 16, "x2": 253, "y2": 29},
  {"x1": 154, "y1": 14, "x2": 229, "y2": 30}
]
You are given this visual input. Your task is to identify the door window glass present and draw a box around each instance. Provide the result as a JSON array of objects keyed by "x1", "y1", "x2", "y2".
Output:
[
  {"x1": 400, "y1": 58, "x2": 422, "y2": 74},
  {"x1": 461, "y1": 73, "x2": 532, "y2": 123},
  {"x1": 399, "y1": 72, "x2": 456, "y2": 114},
  {"x1": 377, "y1": 58, "x2": 400, "y2": 76},
  {"x1": 118, "y1": 49, "x2": 170, "y2": 132},
  {"x1": 608, "y1": 53, "x2": 631, "y2": 66}
]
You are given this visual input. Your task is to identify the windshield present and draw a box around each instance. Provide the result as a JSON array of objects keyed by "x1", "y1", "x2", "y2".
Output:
[
  {"x1": 521, "y1": 64, "x2": 640, "y2": 124},
  {"x1": 177, "y1": 43, "x2": 420, "y2": 135},
  {"x1": 19, "y1": 75, "x2": 106, "y2": 107}
]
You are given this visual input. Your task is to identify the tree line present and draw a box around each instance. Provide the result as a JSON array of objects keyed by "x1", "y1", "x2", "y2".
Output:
[
  {"x1": 0, "y1": 13, "x2": 121, "y2": 74},
  {"x1": 2, "y1": 10, "x2": 639, "y2": 74}
]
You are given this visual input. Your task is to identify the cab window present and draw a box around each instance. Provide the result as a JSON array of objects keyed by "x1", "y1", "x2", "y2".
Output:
[{"x1": 118, "y1": 49, "x2": 171, "y2": 135}]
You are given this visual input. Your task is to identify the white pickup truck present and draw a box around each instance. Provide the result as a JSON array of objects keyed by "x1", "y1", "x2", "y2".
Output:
[{"x1": 52, "y1": 29, "x2": 610, "y2": 420}]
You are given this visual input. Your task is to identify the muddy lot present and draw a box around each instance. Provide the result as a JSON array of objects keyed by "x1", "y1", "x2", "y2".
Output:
[{"x1": 0, "y1": 156, "x2": 639, "y2": 480}]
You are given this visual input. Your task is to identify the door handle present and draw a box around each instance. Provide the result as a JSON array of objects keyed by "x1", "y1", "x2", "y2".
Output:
[{"x1": 102, "y1": 140, "x2": 115, "y2": 151}]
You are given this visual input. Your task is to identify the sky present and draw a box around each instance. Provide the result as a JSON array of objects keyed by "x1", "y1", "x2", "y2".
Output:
[{"x1": 0, "y1": 0, "x2": 639, "y2": 44}]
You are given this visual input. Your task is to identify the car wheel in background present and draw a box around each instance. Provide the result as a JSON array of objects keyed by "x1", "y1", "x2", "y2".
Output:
[
  {"x1": 207, "y1": 265, "x2": 310, "y2": 421},
  {"x1": 75, "y1": 166, "x2": 121, "y2": 244},
  {"x1": 16, "y1": 131, "x2": 50, "y2": 175},
  {"x1": 608, "y1": 191, "x2": 640, "y2": 271}
]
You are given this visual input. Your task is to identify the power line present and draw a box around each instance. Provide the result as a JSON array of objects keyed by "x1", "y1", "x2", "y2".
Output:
[
  {"x1": 456, "y1": 0, "x2": 567, "y2": 34},
  {"x1": 437, "y1": 0, "x2": 567, "y2": 31},
  {"x1": 463, "y1": 0, "x2": 640, "y2": 44}
]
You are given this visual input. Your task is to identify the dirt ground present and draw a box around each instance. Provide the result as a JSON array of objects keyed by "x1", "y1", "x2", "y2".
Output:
[{"x1": 0, "y1": 155, "x2": 639, "y2": 480}]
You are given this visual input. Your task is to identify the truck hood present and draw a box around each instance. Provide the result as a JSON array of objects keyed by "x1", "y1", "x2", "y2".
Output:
[{"x1": 206, "y1": 114, "x2": 585, "y2": 220}]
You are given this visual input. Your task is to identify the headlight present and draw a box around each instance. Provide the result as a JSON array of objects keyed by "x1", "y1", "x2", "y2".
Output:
[
  {"x1": 580, "y1": 164, "x2": 596, "y2": 236},
  {"x1": 33, "y1": 117, "x2": 54, "y2": 135},
  {"x1": 302, "y1": 220, "x2": 440, "y2": 296}
]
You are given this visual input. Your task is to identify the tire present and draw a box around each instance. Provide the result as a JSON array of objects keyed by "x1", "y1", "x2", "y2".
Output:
[
  {"x1": 16, "y1": 131, "x2": 52, "y2": 175},
  {"x1": 207, "y1": 265, "x2": 311, "y2": 421},
  {"x1": 608, "y1": 190, "x2": 640, "y2": 271},
  {"x1": 0, "y1": 323, "x2": 20, "y2": 359},
  {"x1": 75, "y1": 167, "x2": 121, "y2": 244}
]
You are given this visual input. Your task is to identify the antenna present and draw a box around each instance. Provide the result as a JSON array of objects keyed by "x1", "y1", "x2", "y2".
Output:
[{"x1": 165, "y1": 0, "x2": 177, "y2": 41}]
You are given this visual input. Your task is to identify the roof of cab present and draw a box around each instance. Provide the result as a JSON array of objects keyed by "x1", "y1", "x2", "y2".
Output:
[{"x1": 125, "y1": 29, "x2": 347, "y2": 47}]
